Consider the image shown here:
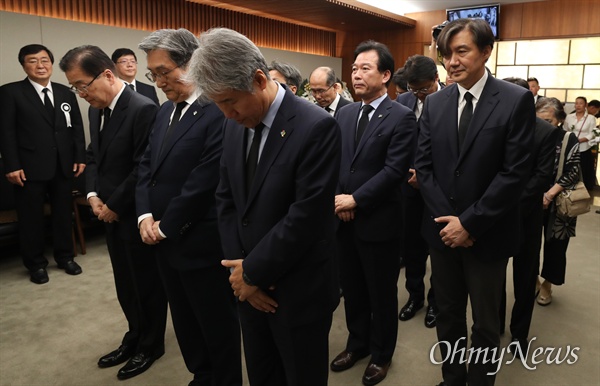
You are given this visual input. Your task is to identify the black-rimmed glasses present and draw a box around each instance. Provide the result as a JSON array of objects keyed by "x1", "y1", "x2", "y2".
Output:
[{"x1": 70, "y1": 71, "x2": 103, "y2": 94}]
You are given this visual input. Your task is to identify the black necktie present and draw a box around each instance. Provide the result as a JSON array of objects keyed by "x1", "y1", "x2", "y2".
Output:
[
  {"x1": 355, "y1": 104, "x2": 374, "y2": 149},
  {"x1": 159, "y1": 101, "x2": 187, "y2": 156},
  {"x1": 101, "y1": 108, "x2": 111, "y2": 132},
  {"x1": 245, "y1": 123, "x2": 265, "y2": 195},
  {"x1": 128, "y1": 83, "x2": 135, "y2": 91},
  {"x1": 458, "y1": 92, "x2": 473, "y2": 150},
  {"x1": 325, "y1": 106, "x2": 333, "y2": 114},
  {"x1": 42, "y1": 88, "x2": 54, "y2": 121}
]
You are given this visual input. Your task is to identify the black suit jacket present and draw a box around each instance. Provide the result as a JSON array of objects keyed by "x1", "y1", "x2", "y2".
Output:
[
  {"x1": 333, "y1": 95, "x2": 352, "y2": 117},
  {"x1": 136, "y1": 99, "x2": 225, "y2": 270},
  {"x1": 415, "y1": 76, "x2": 535, "y2": 259},
  {"x1": 86, "y1": 86, "x2": 158, "y2": 238},
  {"x1": 0, "y1": 78, "x2": 85, "y2": 180},
  {"x1": 335, "y1": 96, "x2": 417, "y2": 241},
  {"x1": 216, "y1": 87, "x2": 341, "y2": 327},
  {"x1": 135, "y1": 80, "x2": 160, "y2": 106}
]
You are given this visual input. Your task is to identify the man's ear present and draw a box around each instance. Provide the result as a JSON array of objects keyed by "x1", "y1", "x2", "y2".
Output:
[{"x1": 254, "y1": 70, "x2": 268, "y2": 90}]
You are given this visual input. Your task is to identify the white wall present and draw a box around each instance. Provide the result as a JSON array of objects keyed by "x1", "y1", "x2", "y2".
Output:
[{"x1": 0, "y1": 11, "x2": 342, "y2": 142}]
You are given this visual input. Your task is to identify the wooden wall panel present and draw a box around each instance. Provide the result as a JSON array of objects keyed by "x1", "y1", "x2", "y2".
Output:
[{"x1": 0, "y1": 0, "x2": 337, "y2": 56}]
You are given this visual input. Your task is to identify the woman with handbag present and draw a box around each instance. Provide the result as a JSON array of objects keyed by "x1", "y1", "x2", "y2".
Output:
[{"x1": 536, "y1": 97, "x2": 582, "y2": 306}]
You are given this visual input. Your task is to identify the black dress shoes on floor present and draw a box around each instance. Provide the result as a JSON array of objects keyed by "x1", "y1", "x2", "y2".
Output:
[
  {"x1": 57, "y1": 260, "x2": 82, "y2": 275},
  {"x1": 30, "y1": 268, "x2": 49, "y2": 284},
  {"x1": 362, "y1": 361, "x2": 391, "y2": 386},
  {"x1": 399, "y1": 300, "x2": 424, "y2": 321},
  {"x1": 98, "y1": 345, "x2": 135, "y2": 368},
  {"x1": 424, "y1": 305, "x2": 437, "y2": 328},
  {"x1": 330, "y1": 350, "x2": 369, "y2": 372},
  {"x1": 117, "y1": 351, "x2": 164, "y2": 380}
]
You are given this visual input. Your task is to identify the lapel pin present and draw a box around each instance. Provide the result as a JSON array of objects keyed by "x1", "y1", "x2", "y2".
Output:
[
  {"x1": 280, "y1": 130, "x2": 286, "y2": 137},
  {"x1": 378, "y1": 114, "x2": 383, "y2": 118},
  {"x1": 193, "y1": 111, "x2": 198, "y2": 115}
]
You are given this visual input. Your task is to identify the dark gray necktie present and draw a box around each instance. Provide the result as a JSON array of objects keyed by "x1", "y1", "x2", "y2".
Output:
[
  {"x1": 42, "y1": 88, "x2": 54, "y2": 121},
  {"x1": 458, "y1": 92, "x2": 473, "y2": 150},
  {"x1": 159, "y1": 101, "x2": 187, "y2": 156},
  {"x1": 355, "y1": 104, "x2": 374, "y2": 149},
  {"x1": 246, "y1": 123, "x2": 265, "y2": 195}
]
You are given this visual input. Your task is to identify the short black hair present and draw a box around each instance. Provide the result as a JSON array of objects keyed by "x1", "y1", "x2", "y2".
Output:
[
  {"x1": 403, "y1": 55, "x2": 438, "y2": 84},
  {"x1": 392, "y1": 67, "x2": 407, "y2": 91},
  {"x1": 503, "y1": 77, "x2": 530, "y2": 90},
  {"x1": 268, "y1": 60, "x2": 303, "y2": 90},
  {"x1": 437, "y1": 18, "x2": 494, "y2": 59},
  {"x1": 59, "y1": 45, "x2": 116, "y2": 77},
  {"x1": 354, "y1": 40, "x2": 394, "y2": 87},
  {"x1": 18, "y1": 44, "x2": 54, "y2": 65},
  {"x1": 111, "y1": 48, "x2": 137, "y2": 63},
  {"x1": 527, "y1": 77, "x2": 539, "y2": 85},
  {"x1": 588, "y1": 99, "x2": 600, "y2": 108}
]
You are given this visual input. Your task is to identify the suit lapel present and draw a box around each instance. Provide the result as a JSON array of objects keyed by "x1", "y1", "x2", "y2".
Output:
[
  {"x1": 156, "y1": 101, "x2": 205, "y2": 167},
  {"x1": 457, "y1": 77, "x2": 500, "y2": 165},
  {"x1": 99, "y1": 88, "x2": 131, "y2": 161},
  {"x1": 439, "y1": 86, "x2": 459, "y2": 162},
  {"x1": 21, "y1": 79, "x2": 54, "y2": 126},
  {"x1": 245, "y1": 95, "x2": 295, "y2": 209},
  {"x1": 354, "y1": 97, "x2": 391, "y2": 159},
  {"x1": 89, "y1": 108, "x2": 101, "y2": 159},
  {"x1": 342, "y1": 103, "x2": 361, "y2": 160}
]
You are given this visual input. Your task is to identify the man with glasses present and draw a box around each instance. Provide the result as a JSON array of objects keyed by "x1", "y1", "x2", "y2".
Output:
[
  {"x1": 309, "y1": 66, "x2": 352, "y2": 116},
  {"x1": 137, "y1": 28, "x2": 242, "y2": 386},
  {"x1": 112, "y1": 48, "x2": 159, "y2": 105},
  {"x1": 395, "y1": 55, "x2": 442, "y2": 329},
  {"x1": 60, "y1": 45, "x2": 167, "y2": 380},
  {"x1": 0, "y1": 44, "x2": 85, "y2": 284}
]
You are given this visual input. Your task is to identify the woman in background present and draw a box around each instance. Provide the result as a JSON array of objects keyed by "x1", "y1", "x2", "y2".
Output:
[
  {"x1": 564, "y1": 96, "x2": 597, "y2": 192},
  {"x1": 535, "y1": 97, "x2": 581, "y2": 306}
]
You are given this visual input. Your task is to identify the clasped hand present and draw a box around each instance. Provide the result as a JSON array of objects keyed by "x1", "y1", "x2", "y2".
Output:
[
  {"x1": 436, "y1": 215, "x2": 474, "y2": 248},
  {"x1": 221, "y1": 259, "x2": 278, "y2": 313},
  {"x1": 139, "y1": 217, "x2": 164, "y2": 245},
  {"x1": 88, "y1": 196, "x2": 119, "y2": 223}
]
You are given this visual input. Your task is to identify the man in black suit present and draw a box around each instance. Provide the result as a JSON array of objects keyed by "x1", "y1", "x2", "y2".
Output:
[
  {"x1": 0, "y1": 44, "x2": 86, "y2": 284},
  {"x1": 111, "y1": 48, "x2": 160, "y2": 105},
  {"x1": 332, "y1": 40, "x2": 416, "y2": 386},
  {"x1": 499, "y1": 77, "x2": 559, "y2": 356},
  {"x1": 188, "y1": 27, "x2": 341, "y2": 386},
  {"x1": 268, "y1": 60, "x2": 303, "y2": 95},
  {"x1": 136, "y1": 28, "x2": 242, "y2": 386},
  {"x1": 527, "y1": 77, "x2": 544, "y2": 104},
  {"x1": 309, "y1": 66, "x2": 352, "y2": 116},
  {"x1": 60, "y1": 45, "x2": 167, "y2": 380},
  {"x1": 415, "y1": 19, "x2": 535, "y2": 386},
  {"x1": 395, "y1": 55, "x2": 442, "y2": 329}
]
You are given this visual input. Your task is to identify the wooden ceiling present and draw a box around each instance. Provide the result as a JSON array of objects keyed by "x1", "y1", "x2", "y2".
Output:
[{"x1": 186, "y1": 0, "x2": 416, "y2": 32}]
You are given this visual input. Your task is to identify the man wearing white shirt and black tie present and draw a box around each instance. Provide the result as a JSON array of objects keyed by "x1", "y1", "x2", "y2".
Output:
[
  {"x1": 309, "y1": 66, "x2": 352, "y2": 116},
  {"x1": 112, "y1": 48, "x2": 159, "y2": 105}
]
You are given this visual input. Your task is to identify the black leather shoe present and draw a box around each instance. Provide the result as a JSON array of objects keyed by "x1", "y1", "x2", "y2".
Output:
[
  {"x1": 399, "y1": 300, "x2": 424, "y2": 321},
  {"x1": 98, "y1": 345, "x2": 135, "y2": 368},
  {"x1": 362, "y1": 361, "x2": 390, "y2": 386},
  {"x1": 117, "y1": 351, "x2": 164, "y2": 380},
  {"x1": 30, "y1": 268, "x2": 49, "y2": 284},
  {"x1": 57, "y1": 260, "x2": 82, "y2": 275},
  {"x1": 424, "y1": 305, "x2": 437, "y2": 328},
  {"x1": 331, "y1": 350, "x2": 369, "y2": 372}
]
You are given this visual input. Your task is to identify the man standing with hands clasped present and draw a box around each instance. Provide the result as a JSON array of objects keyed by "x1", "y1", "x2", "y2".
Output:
[{"x1": 415, "y1": 19, "x2": 534, "y2": 386}]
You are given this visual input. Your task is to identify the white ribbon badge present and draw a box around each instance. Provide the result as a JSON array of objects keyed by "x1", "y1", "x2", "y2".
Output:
[{"x1": 61, "y1": 103, "x2": 72, "y2": 127}]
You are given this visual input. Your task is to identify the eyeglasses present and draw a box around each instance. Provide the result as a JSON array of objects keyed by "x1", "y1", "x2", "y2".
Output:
[
  {"x1": 70, "y1": 71, "x2": 103, "y2": 94},
  {"x1": 407, "y1": 81, "x2": 436, "y2": 95},
  {"x1": 26, "y1": 58, "x2": 52, "y2": 66},
  {"x1": 145, "y1": 65, "x2": 181, "y2": 83},
  {"x1": 116, "y1": 59, "x2": 137, "y2": 65},
  {"x1": 310, "y1": 84, "x2": 333, "y2": 96}
]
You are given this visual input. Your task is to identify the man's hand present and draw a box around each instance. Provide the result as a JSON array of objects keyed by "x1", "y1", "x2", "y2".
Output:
[
  {"x1": 407, "y1": 168, "x2": 419, "y2": 189},
  {"x1": 151, "y1": 220, "x2": 166, "y2": 242},
  {"x1": 140, "y1": 217, "x2": 159, "y2": 245},
  {"x1": 73, "y1": 163, "x2": 86, "y2": 177},
  {"x1": 436, "y1": 215, "x2": 474, "y2": 248},
  {"x1": 98, "y1": 204, "x2": 119, "y2": 223},
  {"x1": 335, "y1": 194, "x2": 357, "y2": 213},
  {"x1": 221, "y1": 259, "x2": 278, "y2": 312},
  {"x1": 336, "y1": 209, "x2": 355, "y2": 222},
  {"x1": 88, "y1": 196, "x2": 104, "y2": 216},
  {"x1": 6, "y1": 169, "x2": 26, "y2": 187}
]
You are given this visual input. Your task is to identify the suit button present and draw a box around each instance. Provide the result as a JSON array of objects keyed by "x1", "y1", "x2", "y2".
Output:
[
  {"x1": 242, "y1": 218, "x2": 249, "y2": 226},
  {"x1": 454, "y1": 170, "x2": 460, "y2": 177},
  {"x1": 450, "y1": 196, "x2": 455, "y2": 201},
  {"x1": 350, "y1": 168, "x2": 355, "y2": 173},
  {"x1": 241, "y1": 249, "x2": 246, "y2": 257},
  {"x1": 151, "y1": 180, "x2": 157, "y2": 187}
]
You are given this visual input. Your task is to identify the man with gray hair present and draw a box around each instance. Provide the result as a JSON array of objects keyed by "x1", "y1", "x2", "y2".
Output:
[
  {"x1": 309, "y1": 66, "x2": 351, "y2": 115},
  {"x1": 188, "y1": 27, "x2": 341, "y2": 386},
  {"x1": 267, "y1": 60, "x2": 303, "y2": 94},
  {"x1": 136, "y1": 28, "x2": 241, "y2": 386}
]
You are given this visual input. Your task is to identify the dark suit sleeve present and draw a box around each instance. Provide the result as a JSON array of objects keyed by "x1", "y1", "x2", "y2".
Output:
[
  {"x1": 521, "y1": 123, "x2": 559, "y2": 203},
  {"x1": 459, "y1": 91, "x2": 535, "y2": 238},
  {"x1": 158, "y1": 112, "x2": 225, "y2": 240},
  {"x1": 67, "y1": 92, "x2": 86, "y2": 164},
  {"x1": 105, "y1": 102, "x2": 157, "y2": 216},
  {"x1": 352, "y1": 108, "x2": 416, "y2": 212},
  {"x1": 85, "y1": 107, "x2": 98, "y2": 195},
  {"x1": 135, "y1": 126, "x2": 155, "y2": 218},
  {"x1": 0, "y1": 85, "x2": 21, "y2": 173},
  {"x1": 243, "y1": 116, "x2": 341, "y2": 288}
]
